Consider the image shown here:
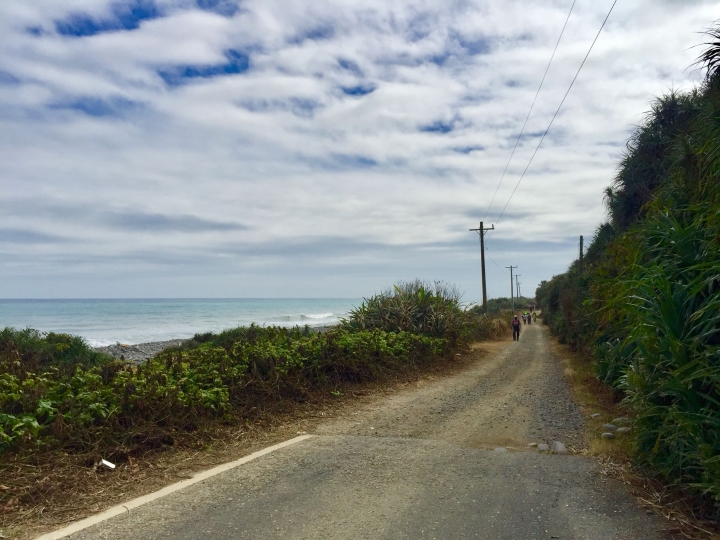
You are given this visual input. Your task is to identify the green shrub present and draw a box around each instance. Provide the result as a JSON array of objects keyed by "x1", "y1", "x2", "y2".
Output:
[
  {"x1": 0, "y1": 326, "x2": 446, "y2": 456},
  {"x1": 0, "y1": 327, "x2": 110, "y2": 374},
  {"x1": 464, "y1": 309, "x2": 512, "y2": 341},
  {"x1": 341, "y1": 280, "x2": 470, "y2": 349}
]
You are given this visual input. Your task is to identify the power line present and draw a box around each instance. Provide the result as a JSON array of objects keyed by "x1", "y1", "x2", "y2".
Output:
[
  {"x1": 483, "y1": 0, "x2": 577, "y2": 220},
  {"x1": 488, "y1": 235, "x2": 511, "y2": 265},
  {"x1": 495, "y1": 0, "x2": 619, "y2": 226},
  {"x1": 485, "y1": 250, "x2": 505, "y2": 272}
]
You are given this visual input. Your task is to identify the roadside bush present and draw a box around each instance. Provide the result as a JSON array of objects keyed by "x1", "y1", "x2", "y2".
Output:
[
  {"x1": 342, "y1": 280, "x2": 470, "y2": 349},
  {"x1": 0, "y1": 327, "x2": 111, "y2": 374},
  {"x1": 465, "y1": 309, "x2": 511, "y2": 341},
  {"x1": 0, "y1": 326, "x2": 446, "y2": 456}
]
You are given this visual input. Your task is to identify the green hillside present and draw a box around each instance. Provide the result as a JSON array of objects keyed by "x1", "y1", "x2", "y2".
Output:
[{"x1": 537, "y1": 27, "x2": 720, "y2": 500}]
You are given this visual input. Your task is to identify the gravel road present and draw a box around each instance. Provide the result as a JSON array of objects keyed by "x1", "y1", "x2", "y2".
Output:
[{"x1": 60, "y1": 323, "x2": 669, "y2": 540}]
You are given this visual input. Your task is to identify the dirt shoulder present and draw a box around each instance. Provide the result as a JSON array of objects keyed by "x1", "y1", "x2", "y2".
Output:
[{"x1": 548, "y1": 334, "x2": 720, "y2": 539}]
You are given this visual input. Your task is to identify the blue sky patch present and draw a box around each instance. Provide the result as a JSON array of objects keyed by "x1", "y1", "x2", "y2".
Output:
[
  {"x1": 158, "y1": 50, "x2": 249, "y2": 86},
  {"x1": 517, "y1": 129, "x2": 546, "y2": 141},
  {"x1": 289, "y1": 25, "x2": 334, "y2": 44},
  {"x1": 338, "y1": 58, "x2": 363, "y2": 76},
  {"x1": 304, "y1": 26, "x2": 334, "y2": 40},
  {"x1": 456, "y1": 34, "x2": 491, "y2": 55},
  {"x1": 49, "y1": 96, "x2": 140, "y2": 118},
  {"x1": 453, "y1": 145, "x2": 484, "y2": 154},
  {"x1": 428, "y1": 52, "x2": 451, "y2": 66},
  {"x1": 420, "y1": 120, "x2": 454, "y2": 134},
  {"x1": 341, "y1": 84, "x2": 375, "y2": 97},
  {"x1": 55, "y1": 0, "x2": 160, "y2": 37},
  {"x1": 237, "y1": 97, "x2": 322, "y2": 117},
  {"x1": 0, "y1": 71, "x2": 20, "y2": 85},
  {"x1": 196, "y1": 0, "x2": 240, "y2": 17}
]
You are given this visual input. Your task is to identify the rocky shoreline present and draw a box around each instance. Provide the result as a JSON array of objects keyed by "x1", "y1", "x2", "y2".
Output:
[{"x1": 95, "y1": 339, "x2": 187, "y2": 364}]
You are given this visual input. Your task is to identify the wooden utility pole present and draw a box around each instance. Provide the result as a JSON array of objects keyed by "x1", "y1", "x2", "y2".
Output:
[
  {"x1": 516, "y1": 274, "x2": 521, "y2": 301},
  {"x1": 579, "y1": 235, "x2": 584, "y2": 275},
  {"x1": 506, "y1": 265, "x2": 517, "y2": 312},
  {"x1": 469, "y1": 221, "x2": 495, "y2": 314}
]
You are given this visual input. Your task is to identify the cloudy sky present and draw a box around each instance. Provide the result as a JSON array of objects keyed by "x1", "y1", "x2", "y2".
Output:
[{"x1": 0, "y1": 0, "x2": 716, "y2": 300}]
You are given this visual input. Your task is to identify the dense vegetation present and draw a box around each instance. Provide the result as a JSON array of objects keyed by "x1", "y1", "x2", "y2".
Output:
[
  {"x1": 0, "y1": 281, "x2": 503, "y2": 458},
  {"x1": 537, "y1": 29, "x2": 720, "y2": 500},
  {"x1": 468, "y1": 296, "x2": 535, "y2": 315}
]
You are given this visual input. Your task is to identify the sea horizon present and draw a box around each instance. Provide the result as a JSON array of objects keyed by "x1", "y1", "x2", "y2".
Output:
[{"x1": 0, "y1": 298, "x2": 363, "y2": 347}]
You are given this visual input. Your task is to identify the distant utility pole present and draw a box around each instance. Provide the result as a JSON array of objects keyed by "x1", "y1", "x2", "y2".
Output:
[
  {"x1": 506, "y1": 265, "x2": 517, "y2": 312},
  {"x1": 469, "y1": 221, "x2": 495, "y2": 314},
  {"x1": 516, "y1": 274, "x2": 521, "y2": 300},
  {"x1": 579, "y1": 235, "x2": 584, "y2": 275}
]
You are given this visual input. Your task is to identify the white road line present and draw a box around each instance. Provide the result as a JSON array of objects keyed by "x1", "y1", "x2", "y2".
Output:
[{"x1": 33, "y1": 434, "x2": 314, "y2": 540}]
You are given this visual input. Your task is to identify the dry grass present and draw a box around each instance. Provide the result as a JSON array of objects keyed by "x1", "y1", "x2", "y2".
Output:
[
  {"x1": 0, "y1": 407, "x2": 308, "y2": 539},
  {"x1": 550, "y1": 337, "x2": 720, "y2": 540}
]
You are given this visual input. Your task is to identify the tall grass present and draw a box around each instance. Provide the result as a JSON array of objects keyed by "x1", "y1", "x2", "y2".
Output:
[
  {"x1": 536, "y1": 25, "x2": 720, "y2": 501},
  {"x1": 597, "y1": 209, "x2": 720, "y2": 495}
]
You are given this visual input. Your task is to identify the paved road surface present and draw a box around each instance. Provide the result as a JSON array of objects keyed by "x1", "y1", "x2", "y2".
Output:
[{"x1": 62, "y1": 324, "x2": 667, "y2": 540}]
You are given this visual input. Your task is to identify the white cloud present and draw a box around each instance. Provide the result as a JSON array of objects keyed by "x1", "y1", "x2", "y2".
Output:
[{"x1": 0, "y1": 0, "x2": 716, "y2": 299}]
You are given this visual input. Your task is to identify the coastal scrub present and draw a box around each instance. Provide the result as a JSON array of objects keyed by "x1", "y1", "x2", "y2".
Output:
[{"x1": 0, "y1": 280, "x2": 508, "y2": 457}]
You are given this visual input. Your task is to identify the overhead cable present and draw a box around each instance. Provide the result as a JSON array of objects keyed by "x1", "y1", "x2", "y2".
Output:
[
  {"x1": 485, "y1": 250, "x2": 505, "y2": 272},
  {"x1": 488, "y1": 236, "x2": 511, "y2": 265},
  {"x1": 494, "y1": 0, "x2": 619, "y2": 226},
  {"x1": 483, "y1": 0, "x2": 578, "y2": 220}
]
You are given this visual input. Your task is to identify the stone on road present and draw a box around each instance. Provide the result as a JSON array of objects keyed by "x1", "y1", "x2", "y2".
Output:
[
  {"x1": 550, "y1": 441, "x2": 568, "y2": 455},
  {"x1": 61, "y1": 324, "x2": 667, "y2": 540}
]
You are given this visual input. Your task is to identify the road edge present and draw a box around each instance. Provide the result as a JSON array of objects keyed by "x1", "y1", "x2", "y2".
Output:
[{"x1": 32, "y1": 435, "x2": 314, "y2": 540}]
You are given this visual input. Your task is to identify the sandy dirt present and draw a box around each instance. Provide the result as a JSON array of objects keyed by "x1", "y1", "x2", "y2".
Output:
[{"x1": 313, "y1": 325, "x2": 584, "y2": 451}]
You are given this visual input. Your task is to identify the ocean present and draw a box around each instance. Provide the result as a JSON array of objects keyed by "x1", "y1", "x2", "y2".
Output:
[{"x1": 0, "y1": 298, "x2": 362, "y2": 347}]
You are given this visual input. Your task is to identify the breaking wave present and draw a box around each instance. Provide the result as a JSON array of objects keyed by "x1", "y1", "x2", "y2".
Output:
[{"x1": 267, "y1": 312, "x2": 337, "y2": 325}]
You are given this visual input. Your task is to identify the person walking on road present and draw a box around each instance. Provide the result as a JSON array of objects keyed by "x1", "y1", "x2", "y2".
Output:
[{"x1": 512, "y1": 315, "x2": 521, "y2": 341}]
